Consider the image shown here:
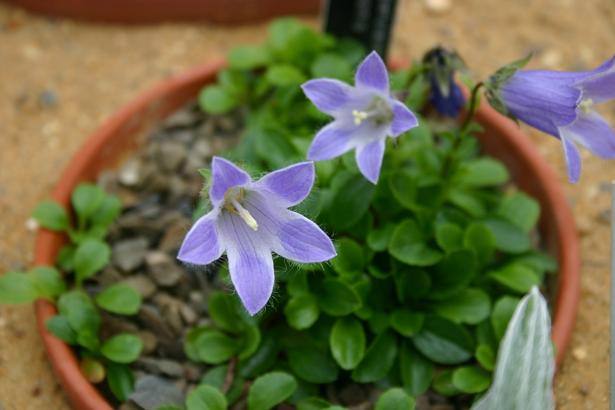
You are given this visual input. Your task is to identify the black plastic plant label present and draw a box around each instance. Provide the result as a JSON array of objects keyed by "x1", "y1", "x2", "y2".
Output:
[{"x1": 323, "y1": 0, "x2": 398, "y2": 57}]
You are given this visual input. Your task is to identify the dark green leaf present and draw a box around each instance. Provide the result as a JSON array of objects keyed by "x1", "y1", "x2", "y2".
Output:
[
  {"x1": 375, "y1": 388, "x2": 416, "y2": 410},
  {"x1": 316, "y1": 278, "x2": 362, "y2": 316},
  {"x1": 107, "y1": 363, "x2": 135, "y2": 402},
  {"x1": 58, "y1": 290, "x2": 100, "y2": 337},
  {"x1": 428, "y1": 250, "x2": 477, "y2": 300},
  {"x1": 238, "y1": 333, "x2": 279, "y2": 378},
  {"x1": 32, "y1": 200, "x2": 69, "y2": 231},
  {"x1": 435, "y1": 223, "x2": 463, "y2": 253},
  {"x1": 73, "y1": 238, "x2": 111, "y2": 283},
  {"x1": 389, "y1": 219, "x2": 443, "y2": 267},
  {"x1": 297, "y1": 397, "x2": 332, "y2": 410},
  {"x1": 491, "y1": 296, "x2": 520, "y2": 340},
  {"x1": 412, "y1": 316, "x2": 474, "y2": 365},
  {"x1": 399, "y1": 342, "x2": 433, "y2": 396},
  {"x1": 434, "y1": 288, "x2": 491, "y2": 324},
  {"x1": 432, "y1": 370, "x2": 459, "y2": 396},
  {"x1": 448, "y1": 188, "x2": 486, "y2": 217},
  {"x1": 285, "y1": 294, "x2": 320, "y2": 330},
  {"x1": 475, "y1": 344, "x2": 495, "y2": 371},
  {"x1": 330, "y1": 317, "x2": 365, "y2": 370},
  {"x1": 483, "y1": 217, "x2": 530, "y2": 254},
  {"x1": 321, "y1": 172, "x2": 375, "y2": 231},
  {"x1": 196, "y1": 329, "x2": 240, "y2": 364},
  {"x1": 186, "y1": 385, "x2": 228, "y2": 410},
  {"x1": 0, "y1": 272, "x2": 38, "y2": 304},
  {"x1": 331, "y1": 238, "x2": 365, "y2": 275},
  {"x1": 288, "y1": 345, "x2": 339, "y2": 384},
  {"x1": 238, "y1": 324, "x2": 261, "y2": 360},
  {"x1": 248, "y1": 371, "x2": 298, "y2": 410},
  {"x1": 367, "y1": 224, "x2": 395, "y2": 252},
  {"x1": 46, "y1": 315, "x2": 77, "y2": 344},
  {"x1": 101, "y1": 333, "x2": 143, "y2": 363},
  {"x1": 208, "y1": 291, "x2": 251, "y2": 333},
  {"x1": 352, "y1": 331, "x2": 397, "y2": 383},
  {"x1": 463, "y1": 223, "x2": 496, "y2": 265},
  {"x1": 95, "y1": 284, "x2": 141, "y2": 315},
  {"x1": 452, "y1": 366, "x2": 491, "y2": 393},
  {"x1": 390, "y1": 309, "x2": 424, "y2": 337}
]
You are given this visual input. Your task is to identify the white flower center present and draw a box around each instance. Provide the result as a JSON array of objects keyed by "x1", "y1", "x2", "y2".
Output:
[
  {"x1": 223, "y1": 188, "x2": 258, "y2": 231},
  {"x1": 351, "y1": 96, "x2": 394, "y2": 127},
  {"x1": 578, "y1": 98, "x2": 594, "y2": 114}
]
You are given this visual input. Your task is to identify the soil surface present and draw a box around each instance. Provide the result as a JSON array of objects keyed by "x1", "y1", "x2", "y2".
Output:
[{"x1": 0, "y1": 0, "x2": 614, "y2": 409}]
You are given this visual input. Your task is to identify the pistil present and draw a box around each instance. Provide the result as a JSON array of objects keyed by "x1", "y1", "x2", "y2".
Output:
[{"x1": 230, "y1": 197, "x2": 258, "y2": 231}]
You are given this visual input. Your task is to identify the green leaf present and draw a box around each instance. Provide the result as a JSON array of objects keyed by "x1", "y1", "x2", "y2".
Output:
[
  {"x1": 238, "y1": 334, "x2": 279, "y2": 379},
  {"x1": 32, "y1": 200, "x2": 69, "y2": 231},
  {"x1": 483, "y1": 217, "x2": 530, "y2": 254},
  {"x1": 101, "y1": 333, "x2": 143, "y2": 363},
  {"x1": 405, "y1": 74, "x2": 430, "y2": 112},
  {"x1": 352, "y1": 331, "x2": 397, "y2": 383},
  {"x1": 461, "y1": 158, "x2": 509, "y2": 187},
  {"x1": 428, "y1": 250, "x2": 477, "y2": 300},
  {"x1": 489, "y1": 263, "x2": 540, "y2": 293},
  {"x1": 248, "y1": 371, "x2": 298, "y2": 410},
  {"x1": 399, "y1": 342, "x2": 433, "y2": 396},
  {"x1": 390, "y1": 309, "x2": 424, "y2": 337},
  {"x1": 412, "y1": 316, "x2": 474, "y2": 365},
  {"x1": 196, "y1": 329, "x2": 240, "y2": 364},
  {"x1": 375, "y1": 388, "x2": 416, "y2": 410},
  {"x1": 0, "y1": 272, "x2": 38, "y2": 304},
  {"x1": 476, "y1": 344, "x2": 495, "y2": 371},
  {"x1": 330, "y1": 317, "x2": 365, "y2": 370},
  {"x1": 448, "y1": 188, "x2": 486, "y2": 217},
  {"x1": 58, "y1": 290, "x2": 100, "y2": 337},
  {"x1": 316, "y1": 278, "x2": 362, "y2": 316},
  {"x1": 389, "y1": 219, "x2": 443, "y2": 267},
  {"x1": 463, "y1": 223, "x2": 496, "y2": 265},
  {"x1": 321, "y1": 172, "x2": 375, "y2": 231},
  {"x1": 29, "y1": 266, "x2": 65, "y2": 300},
  {"x1": 288, "y1": 345, "x2": 339, "y2": 384},
  {"x1": 208, "y1": 291, "x2": 250, "y2": 333},
  {"x1": 73, "y1": 238, "x2": 111, "y2": 283},
  {"x1": 251, "y1": 126, "x2": 298, "y2": 169},
  {"x1": 95, "y1": 284, "x2": 142, "y2": 315},
  {"x1": 187, "y1": 385, "x2": 228, "y2": 410},
  {"x1": 331, "y1": 238, "x2": 365, "y2": 275},
  {"x1": 106, "y1": 363, "x2": 135, "y2": 402},
  {"x1": 434, "y1": 288, "x2": 491, "y2": 325},
  {"x1": 46, "y1": 315, "x2": 77, "y2": 344},
  {"x1": 90, "y1": 195, "x2": 122, "y2": 228},
  {"x1": 452, "y1": 366, "x2": 491, "y2": 394},
  {"x1": 491, "y1": 296, "x2": 520, "y2": 340},
  {"x1": 72, "y1": 183, "x2": 105, "y2": 223},
  {"x1": 199, "y1": 85, "x2": 238, "y2": 114},
  {"x1": 228, "y1": 45, "x2": 270, "y2": 69},
  {"x1": 238, "y1": 324, "x2": 261, "y2": 360},
  {"x1": 432, "y1": 370, "x2": 459, "y2": 396},
  {"x1": 265, "y1": 64, "x2": 306, "y2": 87},
  {"x1": 367, "y1": 224, "x2": 395, "y2": 252},
  {"x1": 311, "y1": 53, "x2": 352, "y2": 80},
  {"x1": 297, "y1": 397, "x2": 332, "y2": 410},
  {"x1": 285, "y1": 294, "x2": 320, "y2": 330},
  {"x1": 497, "y1": 191, "x2": 540, "y2": 233},
  {"x1": 435, "y1": 223, "x2": 463, "y2": 253}
]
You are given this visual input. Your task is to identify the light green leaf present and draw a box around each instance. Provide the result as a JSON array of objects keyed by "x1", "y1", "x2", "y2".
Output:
[
  {"x1": 389, "y1": 219, "x2": 443, "y2": 267},
  {"x1": 330, "y1": 317, "x2": 365, "y2": 370},
  {"x1": 101, "y1": 333, "x2": 143, "y2": 363},
  {"x1": 187, "y1": 385, "x2": 228, "y2": 410},
  {"x1": 452, "y1": 366, "x2": 491, "y2": 393},
  {"x1": 375, "y1": 388, "x2": 416, "y2": 410},
  {"x1": 285, "y1": 294, "x2": 319, "y2": 330},
  {"x1": 0, "y1": 272, "x2": 38, "y2": 304},
  {"x1": 32, "y1": 200, "x2": 69, "y2": 231},
  {"x1": 73, "y1": 238, "x2": 111, "y2": 283},
  {"x1": 434, "y1": 288, "x2": 491, "y2": 324},
  {"x1": 248, "y1": 371, "x2": 297, "y2": 410},
  {"x1": 95, "y1": 284, "x2": 142, "y2": 315}
]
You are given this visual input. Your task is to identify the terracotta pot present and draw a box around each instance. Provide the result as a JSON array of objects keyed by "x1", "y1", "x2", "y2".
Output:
[
  {"x1": 33, "y1": 60, "x2": 580, "y2": 409},
  {"x1": 1, "y1": 0, "x2": 320, "y2": 24}
]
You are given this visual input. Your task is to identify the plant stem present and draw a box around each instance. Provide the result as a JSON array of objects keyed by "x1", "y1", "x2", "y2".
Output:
[
  {"x1": 440, "y1": 82, "x2": 484, "y2": 178},
  {"x1": 222, "y1": 357, "x2": 237, "y2": 394}
]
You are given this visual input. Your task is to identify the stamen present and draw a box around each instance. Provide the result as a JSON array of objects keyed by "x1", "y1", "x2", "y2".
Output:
[
  {"x1": 230, "y1": 198, "x2": 258, "y2": 231},
  {"x1": 352, "y1": 110, "x2": 368, "y2": 125},
  {"x1": 579, "y1": 98, "x2": 594, "y2": 114}
]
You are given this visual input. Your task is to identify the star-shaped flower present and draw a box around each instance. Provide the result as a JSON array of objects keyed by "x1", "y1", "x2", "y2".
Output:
[
  {"x1": 301, "y1": 51, "x2": 419, "y2": 183},
  {"x1": 178, "y1": 157, "x2": 336, "y2": 315},
  {"x1": 497, "y1": 55, "x2": 615, "y2": 182}
]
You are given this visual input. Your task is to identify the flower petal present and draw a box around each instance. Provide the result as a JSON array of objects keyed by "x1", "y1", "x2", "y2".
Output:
[
  {"x1": 390, "y1": 100, "x2": 419, "y2": 136},
  {"x1": 575, "y1": 55, "x2": 615, "y2": 103},
  {"x1": 254, "y1": 161, "x2": 315, "y2": 207},
  {"x1": 559, "y1": 111, "x2": 615, "y2": 159},
  {"x1": 307, "y1": 121, "x2": 355, "y2": 161},
  {"x1": 560, "y1": 136, "x2": 582, "y2": 183},
  {"x1": 274, "y1": 211, "x2": 336, "y2": 263},
  {"x1": 219, "y1": 212, "x2": 274, "y2": 315},
  {"x1": 355, "y1": 51, "x2": 389, "y2": 93},
  {"x1": 301, "y1": 79, "x2": 354, "y2": 115},
  {"x1": 209, "y1": 157, "x2": 251, "y2": 206},
  {"x1": 177, "y1": 211, "x2": 223, "y2": 265},
  {"x1": 355, "y1": 139, "x2": 386, "y2": 184}
]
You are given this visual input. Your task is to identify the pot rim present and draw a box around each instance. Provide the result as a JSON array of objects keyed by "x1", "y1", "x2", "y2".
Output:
[{"x1": 32, "y1": 59, "x2": 580, "y2": 410}]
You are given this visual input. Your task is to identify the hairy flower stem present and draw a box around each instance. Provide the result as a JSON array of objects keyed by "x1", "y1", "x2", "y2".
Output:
[{"x1": 441, "y1": 82, "x2": 484, "y2": 178}]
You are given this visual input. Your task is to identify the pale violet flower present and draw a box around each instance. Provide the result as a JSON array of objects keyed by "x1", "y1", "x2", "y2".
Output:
[
  {"x1": 178, "y1": 157, "x2": 336, "y2": 315},
  {"x1": 301, "y1": 51, "x2": 419, "y2": 183},
  {"x1": 499, "y1": 55, "x2": 615, "y2": 182}
]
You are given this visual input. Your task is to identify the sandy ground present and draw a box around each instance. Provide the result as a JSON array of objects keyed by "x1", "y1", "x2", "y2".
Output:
[{"x1": 0, "y1": 0, "x2": 614, "y2": 408}]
